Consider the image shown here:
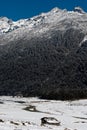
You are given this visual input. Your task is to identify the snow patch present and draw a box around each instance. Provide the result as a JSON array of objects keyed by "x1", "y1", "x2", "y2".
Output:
[{"x1": 79, "y1": 35, "x2": 87, "y2": 47}]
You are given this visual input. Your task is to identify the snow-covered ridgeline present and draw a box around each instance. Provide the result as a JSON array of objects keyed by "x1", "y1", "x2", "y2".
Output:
[{"x1": 0, "y1": 7, "x2": 86, "y2": 35}]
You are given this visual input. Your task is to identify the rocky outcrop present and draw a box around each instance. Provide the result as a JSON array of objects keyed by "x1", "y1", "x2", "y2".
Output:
[{"x1": 41, "y1": 117, "x2": 60, "y2": 126}]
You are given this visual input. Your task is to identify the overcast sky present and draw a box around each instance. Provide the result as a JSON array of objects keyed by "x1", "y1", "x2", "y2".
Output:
[{"x1": 0, "y1": 0, "x2": 87, "y2": 20}]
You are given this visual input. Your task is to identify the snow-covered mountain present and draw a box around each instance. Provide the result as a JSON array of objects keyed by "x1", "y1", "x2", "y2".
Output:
[
  {"x1": 0, "y1": 7, "x2": 87, "y2": 100},
  {"x1": 0, "y1": 7, "x2": 87, "y2": 34},
  {"x1": 0, "y1": 7, "x2": 64, "y2": 34},
  {"x1": 0, "y1": 7, "x2": 87, "y2": 44}
]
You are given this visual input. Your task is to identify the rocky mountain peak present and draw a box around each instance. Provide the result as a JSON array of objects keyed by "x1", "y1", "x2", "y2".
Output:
[
  {"x1": 0, "y1": 7, "x2": 87, "y2": 35},
  {"x1": 74, "y1": 7, "x2": 85, "y2": 14},
  {"x1": 0, "y1": 17, "x2": 9, "y2": 21},
  {"x1": 50, "y1": 7, "x2": 61, "y2": 13}
]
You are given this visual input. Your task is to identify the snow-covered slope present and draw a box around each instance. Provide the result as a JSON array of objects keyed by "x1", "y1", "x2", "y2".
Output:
[
  {"x1": 0, "y1": 96, "x2": 87, "y2": 130},
  {"x1": 0, "y1": 7, "x2": 87, "y2": 35},
  {"x1": 0, "y1": 7, "x2": 87, "y2": 44}
]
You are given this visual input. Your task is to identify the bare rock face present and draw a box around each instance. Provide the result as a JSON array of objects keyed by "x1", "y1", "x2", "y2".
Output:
[
  {"x1": 0, "y1": 7, "x2": 87, "y2": 100},
  {"x1": 41, "y1": 117, "x2": 60, "y2": 126}
]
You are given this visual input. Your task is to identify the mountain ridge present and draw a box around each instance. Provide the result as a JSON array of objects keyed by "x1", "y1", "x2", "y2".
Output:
[
  {"x1": 0, "y1": 7, "x2": 87, "y2": 100},
  {"x1": 0, "y1": 7, "x2": 86, "y2": 35}
]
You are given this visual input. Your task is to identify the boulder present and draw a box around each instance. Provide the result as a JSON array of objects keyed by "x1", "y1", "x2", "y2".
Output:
[{"x1": 41, "y1": 117, "x2": 60, "y2": 126}]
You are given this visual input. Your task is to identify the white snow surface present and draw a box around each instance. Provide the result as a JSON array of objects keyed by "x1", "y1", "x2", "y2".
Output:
[{"x1": 0, "y1": 96, "x2": 87, "y2": 130}]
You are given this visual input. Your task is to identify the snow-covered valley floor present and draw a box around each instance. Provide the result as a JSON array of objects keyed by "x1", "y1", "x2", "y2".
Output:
[{"x1": 0, "y1": 96, "x2": 87, "y2": 130}]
